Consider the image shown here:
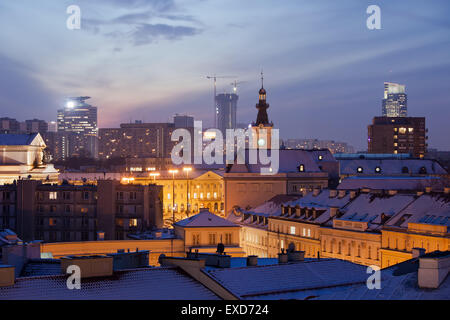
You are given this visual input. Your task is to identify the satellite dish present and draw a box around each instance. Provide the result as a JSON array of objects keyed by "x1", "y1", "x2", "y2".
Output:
[
  {"x1": 288, "y1": 242, "x2": 295, "y2": 253},
  {"x1": 216, "y1": 243, "x2": 225, "y2": 255}
]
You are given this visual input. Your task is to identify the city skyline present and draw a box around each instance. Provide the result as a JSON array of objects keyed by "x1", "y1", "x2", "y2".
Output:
[{"x1": 0, "y1": 1, "x2": 449, "y2": 152}]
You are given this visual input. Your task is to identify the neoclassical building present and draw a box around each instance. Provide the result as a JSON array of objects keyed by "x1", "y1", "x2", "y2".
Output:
[{"x1": 0, "y1": 133, "x2": 59, "y2": 184}]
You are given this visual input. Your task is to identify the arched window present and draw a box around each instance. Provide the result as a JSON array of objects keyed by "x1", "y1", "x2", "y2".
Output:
[
  {"x1": 419, "y1": 166, "x2": 427, "y2": 174},
  {"x1": 298, "y1": 164, "x2": 305, "y2": 172},
  {"x1": 402, "y1": 166, "x2": 409, "y2": 174}
]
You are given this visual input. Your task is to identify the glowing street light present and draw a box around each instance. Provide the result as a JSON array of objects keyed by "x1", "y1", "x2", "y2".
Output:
[
  {"x1": 149, "y1": 172, "x2": 160, "y2": 182},
  {"x1": 168, "y1": 169, "x2": 178, "y2": 225},
  {"x1": 183, "y1": 167, "x2": 192, "y2": 216}
]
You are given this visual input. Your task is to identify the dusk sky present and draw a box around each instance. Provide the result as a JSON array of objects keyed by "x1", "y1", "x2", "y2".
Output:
[{"x1": 0, "y1": 0, "x2": 449, "y2": 151}]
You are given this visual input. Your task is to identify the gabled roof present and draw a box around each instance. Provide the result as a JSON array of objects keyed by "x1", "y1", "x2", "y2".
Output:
[
  {"x1": 385, "y1": 194, "x2": 450, "y2": 228},
  {"x1": 0, "y1": 133, "x2": 44, "y2": 147},
  {"x1": 174, "y1": 210, "x2": 239, "y2": 228}
]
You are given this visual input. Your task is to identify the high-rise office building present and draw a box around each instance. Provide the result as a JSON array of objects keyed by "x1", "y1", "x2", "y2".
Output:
[
  {"x1": 382, "y1": 82, "x2": 407, "y2": 117},
  {"x1": 0, "y1": 117, "x2": 20, "y2": 134},
  {"x1": 23, "y1": 119, "x2": 48, "y2": 134},
  {"x1": 368, "y1": 117, "x2": 427, "y2": 158},
  {"x1": 216, "y1": 93, "x2": 238, "y2": 136},
  {"x1": 173, "y1": 114, "x2": 194, "y2": 128},
  {"x1": 57, "y1": 96, "x2": 98, "y2": 159}
]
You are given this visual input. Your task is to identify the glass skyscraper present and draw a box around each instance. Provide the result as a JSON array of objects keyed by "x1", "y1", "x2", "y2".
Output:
[{"x1": 382, "y1": 82, "x2": 407, "y2": 117}]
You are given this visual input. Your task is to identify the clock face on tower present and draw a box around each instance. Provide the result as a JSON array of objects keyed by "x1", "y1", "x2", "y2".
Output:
[{"x1": 258, "y1": 138, "x2": 266, "y2": 147}]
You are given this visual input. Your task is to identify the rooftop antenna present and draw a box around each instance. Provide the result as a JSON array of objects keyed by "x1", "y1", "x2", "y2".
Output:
[{"x1": 261, "y1": 69, "x2": 264, "y2": 88}]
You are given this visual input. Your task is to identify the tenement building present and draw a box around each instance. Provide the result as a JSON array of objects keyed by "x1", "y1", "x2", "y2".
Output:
[
  {"x1": 98, "y1": 122, "x2": 176, "y2": 160},
  {"x1": 0, "y1": 179, "x2": 163, "y2": 242}
]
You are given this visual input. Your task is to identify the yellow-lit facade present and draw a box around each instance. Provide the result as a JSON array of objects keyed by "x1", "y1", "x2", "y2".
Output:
[{"x1": 128, "y1": 170, "x2": 225, "y2": 221}]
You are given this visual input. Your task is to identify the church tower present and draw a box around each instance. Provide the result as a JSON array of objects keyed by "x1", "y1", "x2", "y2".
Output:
[{"x1": 251, "y1": 72, "x2": 273, "y2": 149}]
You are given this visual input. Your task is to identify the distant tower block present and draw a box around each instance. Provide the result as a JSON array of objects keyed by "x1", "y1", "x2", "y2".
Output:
[{"x1": 251, "y1": 72, "x2": 273, "y2": 149}]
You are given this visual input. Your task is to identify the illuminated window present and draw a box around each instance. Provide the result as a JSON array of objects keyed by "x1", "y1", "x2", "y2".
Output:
[
  {"x1": 299, "y1": 164, "x2": 305, "y2": 172},
  {"x1": 200, "y1": 193, "x2": 204, "y2": 199},
  {"x1": 399, "y1": 127, "x2": 407, "y2": 134},
  {"x1": 129, "y1": 219, "x2": 138, "y2": 227},
  {"x1": 408, "y1": 127, "x2": 414, "y2": 133},
  {"x1": 290, "y1": 226, "x2": 296, "y2": 235},
  {"x1": 167, "y1": 193, "x2": 171, "y2": 200},
  {"x1": 357, "y1": 167, "x2": 363, "y2": 173},
  {"x1": 81, "y1": 207, "x2": 88, "y2": 213},
  {"x1": 375, "y1": 166, "x2": 381, "y2": 173},
  {"x1": 207, "y1": 192, "x2": 211, "y2": 199},
  {"x1": 318, "y1": 155, "x2": 323, "y2": 161},
  {"x1": 49, "y1": 192, "x2": 57, "y2": 200},
  {"x1": 193, "y1": 193, "x2": 197, "y2": 199},
  {"x1": 213, "y1": 192, "x2": 217, "y2": 199}
]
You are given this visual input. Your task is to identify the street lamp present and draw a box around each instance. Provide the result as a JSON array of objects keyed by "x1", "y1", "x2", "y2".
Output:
[
  {"x1": 168, "y1": 169, "x2": 178, "y2": 226},
  {"x1": 149, "y1": 172, "x2": 160, "y2": 183},
  {"x1": 183, "y1": 167, "x2": 192, "y2": 217}
]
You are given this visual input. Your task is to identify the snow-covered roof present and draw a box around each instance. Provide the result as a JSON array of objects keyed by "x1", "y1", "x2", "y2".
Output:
[
  {"x1": 207, "y1": 259, "x2": 368, "y2": 299},
  {"x1": 385, "y1": 194, "x2": 450, "y2": 228},
  {"x1": 175, "y1": 209, "x2": 238, "y2": 228},
  {"x1": 0, "y1": 133, "x2": 41, "y2": 146},
  {"x1": 337, "y1": 176, "x2": 443, "y2": 190},
  {"x1": 336, "y1": 193, "x2": 417, "y2": 230},
  {"x1": 0, "y1": 267, "x2": 219, "y2": 300},
  {"x1": 227, "y1": 149, "x2": 334, "y2": 174},
  {"x1": 240, "y1": 256, "x2": 450, "y2": 300},
  {"x1": 339, "y1": 159, "x2": 447, "y2": 175}
]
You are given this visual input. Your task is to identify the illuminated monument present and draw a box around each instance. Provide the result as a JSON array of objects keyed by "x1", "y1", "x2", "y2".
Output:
[{"x1": 251, "y1": 73, "x2": 273, "y2": 149}]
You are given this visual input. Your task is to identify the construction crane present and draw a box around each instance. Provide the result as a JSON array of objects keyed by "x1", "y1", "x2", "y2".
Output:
[
  {"x1": 230, "y1": 80, "x2": 247, "y2": 93},
  {"x1": 206, "y1": 75, "x2": 235, "y2": 128}
]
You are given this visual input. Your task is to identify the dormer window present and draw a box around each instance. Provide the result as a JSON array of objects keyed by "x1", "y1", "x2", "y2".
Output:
[
  {"x1": 299, "y1": 164, "x2": 305, "y2": 172},
  {"x1": 375, "y1": 166, "x2": 381, "y2": 173},
  {"x1": 318, "y1": 155, "x2": 323, "y2": 161},
  {"x1": 419, "y1": 166, "x2": 427, "y2": 174},
  {"x1": 357, "y1": 167, "x2": 363, "y2": 173}
]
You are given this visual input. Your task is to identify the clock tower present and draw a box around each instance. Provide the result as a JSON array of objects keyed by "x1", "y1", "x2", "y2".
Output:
[{"x1": 251, "y1": 72, "x2": 273, "y2": 149}]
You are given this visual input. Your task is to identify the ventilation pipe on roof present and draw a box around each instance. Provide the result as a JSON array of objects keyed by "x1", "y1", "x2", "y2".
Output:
[
  {"x1": 246, "y1": 255, "x2": 258, "y2": 267},
  {"x1": 329, "y1": 190, "x2": 337, "y2": 198}
]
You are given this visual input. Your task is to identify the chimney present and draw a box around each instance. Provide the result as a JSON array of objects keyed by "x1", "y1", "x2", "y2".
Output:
[
  {"x1": 418, "y1": 253, "x2": 450, "y2": 289},
  {"x1": 0, "y1": 266, "x2": 15, "y2": 287},
  {"x1": 313, "y1": 188, "x2": 320, "y2": 197},
  {"x1": 288, "y1": 251, "x2": 305, "y2": 262},
  {"x1": 278, "y1": 251, "x2": 289, "y2": 264},
  {"x1": 338, "y1": 190, "x2": 346, "y2": 198},
  {"x1": 246, "y1": 255, "x2": 258, "y2": 267},
  {"x1": 60, "y1": 256, "x2": 113, "y2": 278},
  {"x1": 329, "y1": 190, "x2": 337, "y2": 198},
  {"x1": 295, "y1": 205, "x2": 301, "y2": 218},
  {"x1": 349, "y1": 190, "x2": 357, "y2": 199},
  {"x1": 412, "y1": 247, "x2": 426, "y2": 258},
  {"x1": 330, "y1": 206, "x2": 339, "y2": 218}
]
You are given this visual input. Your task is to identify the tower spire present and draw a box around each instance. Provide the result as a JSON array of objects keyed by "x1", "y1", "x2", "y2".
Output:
[{"x1": 261, "y1": 70, "x2": 264, "y2": 89}]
